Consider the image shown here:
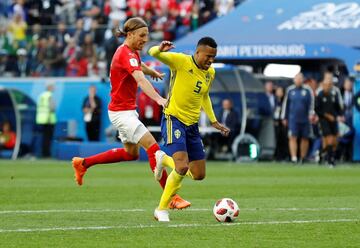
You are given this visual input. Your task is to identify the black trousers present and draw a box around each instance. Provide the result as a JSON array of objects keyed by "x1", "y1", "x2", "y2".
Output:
[
  {"x1": 274, "y1": 121, "x2": 289, "y2": 161},
  {"x1": 86, "y1": 121, "x2": 100, "y2": 141},
  {"x1": 39, "y1": 124, "x2": 54, "y2": 157}
]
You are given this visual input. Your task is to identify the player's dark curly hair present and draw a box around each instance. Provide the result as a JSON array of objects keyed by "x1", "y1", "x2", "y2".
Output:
[
  {"x1": 116, "y1": 17, "x2": 148, "y2": 37},
  {"x1": 197, "y1": 37, "x2": 217, "y2": 48}
]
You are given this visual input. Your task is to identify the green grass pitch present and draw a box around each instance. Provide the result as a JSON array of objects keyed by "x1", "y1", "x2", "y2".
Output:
[{"x1": 0, "y1": 159, "x2": 359, "y2": 247}]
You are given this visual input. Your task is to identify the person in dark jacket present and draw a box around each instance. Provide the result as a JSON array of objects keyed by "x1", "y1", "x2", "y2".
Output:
[
  {"x1": 82, "y1": 85, "x2": 102, "y2": 141},
  {"x1": 315, "y1": 72, "x2": 344, "y2": 166},
  {"x1": 215, "y1": 98, "x2": 240, "y2": 153}
]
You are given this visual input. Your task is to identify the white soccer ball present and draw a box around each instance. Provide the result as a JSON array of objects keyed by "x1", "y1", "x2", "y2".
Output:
[{"x1": 213, "y1": 198, "x2": 240, "y2": 222}]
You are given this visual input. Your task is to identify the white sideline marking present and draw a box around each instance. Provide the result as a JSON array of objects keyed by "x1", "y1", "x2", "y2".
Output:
[
  {"x1": 0, "y1": 207, "x2": 355, "y2": 215},
  {"x1": 274, "y1": 208, "x2": 355, "y2": 211},
  {"x1": 0, "y1": 219, "x2": 358, "y2": 233},
  {"x1": 0, "y1": 209, "x2": 145, "y2": 214},
  {"x1": 189, "y1": 208, "x2": 356, "y2": 212}
]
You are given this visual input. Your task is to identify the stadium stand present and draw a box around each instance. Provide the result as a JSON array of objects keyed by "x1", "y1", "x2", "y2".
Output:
[{"x1": 0, "y1": 0, "x2": 244, "y2": 78}]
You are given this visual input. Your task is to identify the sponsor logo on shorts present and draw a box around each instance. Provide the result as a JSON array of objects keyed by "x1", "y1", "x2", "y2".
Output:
[{"x1": 174, "y1": 129, "x2": 181, "y2": 139}]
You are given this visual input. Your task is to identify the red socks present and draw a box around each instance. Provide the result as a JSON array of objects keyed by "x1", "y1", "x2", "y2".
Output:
[
  {"x1": 146, "y1": 143, "x2": 168, "y2": 189},
  {"x1": 83, "y1": 148, "x2": 138, "y2": 168},
  {"x1": 83, "y1": 144, "x2": 169, "y2": 190}
]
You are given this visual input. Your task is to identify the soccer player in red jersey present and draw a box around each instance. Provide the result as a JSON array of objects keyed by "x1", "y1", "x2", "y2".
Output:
[{"x1": 72, "y1": 17, "x2": 190, "y2": 210}]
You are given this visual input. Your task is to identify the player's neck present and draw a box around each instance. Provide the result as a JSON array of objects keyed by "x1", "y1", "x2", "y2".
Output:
[
  {"x1": 124, "y1": 40, "x2": 136, "y2": 51},
  {"x1": 192, "y1": 55, "x2": 203, "y2": 70}
]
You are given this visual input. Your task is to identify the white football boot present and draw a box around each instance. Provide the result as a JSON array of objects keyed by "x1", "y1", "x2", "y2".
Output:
[
  {"x1": 154, "y1": 150, "x2": 166, "y2": 181},
  {"x1": 154, "y1": 208, "x2": 170, "y2": 222}
]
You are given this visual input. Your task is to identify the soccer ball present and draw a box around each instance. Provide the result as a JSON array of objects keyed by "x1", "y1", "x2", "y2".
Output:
[{"x1": 213, "y1": 198, "x2": 240, "y2": 222}]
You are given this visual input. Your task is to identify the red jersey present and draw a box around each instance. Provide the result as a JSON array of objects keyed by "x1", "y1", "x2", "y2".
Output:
[{"x1": 108, "y1": 44, "x2": 142, "y2": 111}]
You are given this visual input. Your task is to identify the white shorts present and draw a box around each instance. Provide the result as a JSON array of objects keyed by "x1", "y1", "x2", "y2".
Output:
[{"x1": 108, "y1": 110, "x2": 148, "y2": 144}]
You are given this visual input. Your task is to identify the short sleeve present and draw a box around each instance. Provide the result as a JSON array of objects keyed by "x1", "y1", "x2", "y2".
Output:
[{"x1": 121, "y1": 51, "x2": 142, "y2": 75}]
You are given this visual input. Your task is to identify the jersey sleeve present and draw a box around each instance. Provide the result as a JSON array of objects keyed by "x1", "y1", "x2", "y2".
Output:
[
  {"x1": 121, "y1": 51, "x2": 142, "y2": 75},
  {"x1": 148, "y1": 46, "x2": 186, "y2": 70},
  {"x1": 201, "y1": 77, "x2": 217, "y2": 123}
]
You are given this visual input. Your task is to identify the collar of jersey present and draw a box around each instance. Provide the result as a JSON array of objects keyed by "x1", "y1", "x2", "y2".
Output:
[{"x1": 191, "y1": 56, "x2": 201, "y2": 70}]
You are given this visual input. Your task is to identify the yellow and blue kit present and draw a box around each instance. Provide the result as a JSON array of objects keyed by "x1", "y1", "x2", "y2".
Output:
[{"x1": 149, "y1": 46, "x2": 217, "y2": 160}]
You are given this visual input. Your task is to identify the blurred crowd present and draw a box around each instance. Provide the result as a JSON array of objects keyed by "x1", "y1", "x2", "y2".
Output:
[{"x1": 0, "y1": 0, "x2": 243, "y2": 78}]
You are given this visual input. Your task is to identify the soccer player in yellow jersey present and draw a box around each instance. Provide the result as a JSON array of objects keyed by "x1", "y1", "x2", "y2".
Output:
[{"x1": 148, "y1": 37, "x2": 230, "y2": 221}]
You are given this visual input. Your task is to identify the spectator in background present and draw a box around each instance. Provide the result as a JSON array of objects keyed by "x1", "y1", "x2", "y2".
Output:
[
  {"x1": 107, "y1": 0, "x2": 127, "y2": 27},
  {"x1": 265, "y1": 80, "x2": 275, "y2": 113},
  {"x1": 26, "y1": 24, "x2": 44, "y2": 52},
  {"x1": 81, "y1": 33, "x2": 97, "y2": 62},
  {"x1": 0, "y1": 26, "x2": 14, "y2": 55},
  {"x1": 31, "y1": 36, "x2": 48, "y2": 76},
  {"x1": 89, "y1": 19, "x2": 105, "y2": 48},
  {"x1": 82, "y1": 85, "x2": 102, "y2": 141},
  {"x1": 13, "y1": 0, "x2": 26, "y2": 20},
  {"x1": 77, "y1": 0, "x2": 101, "y2": 32},
  {"x1": 66, "y1": 48, "x2": 88, "y2": 77},
  {"x1": 215, "y1": 98, "x2": 240, "y2": 153},
  {"x1": 104, "y1": 27, "x2": 121, "y2": 74},
  {"x1": 36, "y1": 82, "x2": 56, "y2": 158},
  {"x1": 0, "y1": 0, "x2": 242, "y2": 79},
  {"x1": 305, "y1": 78, "x2": 318, "y2": 96},
  {"x1": 273, "y1": 87, "x2": 288, "y2": 161},
  {"x1": 315, "y1": 72, "x2": 344, "y2": 166},
  {"x1": 190, "y1": 1, "x2": 200, "y2": 31},
  {"x1": 342, "y1": 77, "x2": 354, "y2": 125},
  {"x1": 199, "y1": 0, "x2": 217, "y2": 24},
  {"x1": 163, "y1": 6, "x2": 181, "y2": 41},
  {"x1": 55, "y1": 21, "x2": 71, "y2": 53},
  {"x1": 35, "y1": 0, "x2": 63, "y2": 26},
  {"x1": 128, "y1": 0, "x2": 151, "y2": 17},
  {"x1": 339, "y1": 77, "x2": 354, "y2": 162},
  {"x1": 282, "y1": 72, "x2": 315, "y2": 164},
  {"x1": 216, "y1": 0, "x2": 234, "y2": 16},
  {"x1": 43, "y1": 35, "x2": 65, "y2": 76},
  {"x1": 13, "y1": 48, "x2": 31, "y2": 77},
  {"x1": 0, "y1": 121, "x2": 16, "y2": 151},
  {"x1": 0, "y1": 49, "x2": 12, "y2": 76},
  {"x1": 59, "y1": 0, "x2": 77, "y2": 25},
  {"x1": 72, "y1": 18, "x2": 86, "y2": 45},
  {"x1": 8, "y1": 12, "x2": 27, "y2": 49},
  {"x1": 63, "y1": 37, "x2": 79, "y2": 64}
]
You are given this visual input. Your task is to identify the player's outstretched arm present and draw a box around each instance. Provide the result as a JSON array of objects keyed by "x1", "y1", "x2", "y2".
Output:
[
  {"x1": 141, "y1": 62, "x2": 165, "y2": 81},
  {"x1": 132, "y1": 70, "x2": 167, "y2": 107},
  {"x1": 148, "y1": 42, "x2": 185, "y2": 70},
  {"x1": 158, "y1": 41, "x2": 175, "y2": 52}
]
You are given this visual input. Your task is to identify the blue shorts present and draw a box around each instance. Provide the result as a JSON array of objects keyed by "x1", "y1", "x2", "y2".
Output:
[
  {"x1": 288, "y1": 122, "x2": 310, "y2": 138},
  {"x1": 161, "y1": 114, "x2": 205, "y2": 162}
]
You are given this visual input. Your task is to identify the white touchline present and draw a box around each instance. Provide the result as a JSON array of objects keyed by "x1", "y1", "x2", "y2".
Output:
[
  {"x1": 0, "y1": 219, "x2": 358, "y2": 233},
  {"x1": 0, "y1": 207, "x2": 355, "y2": 215},
  {"x1": 0, "y1": 209, "x2": 146, "y2": 214}
]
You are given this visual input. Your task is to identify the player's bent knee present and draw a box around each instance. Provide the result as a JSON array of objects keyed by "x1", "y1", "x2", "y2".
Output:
[
  {"x1": 175, "y1": 164, "x2": 189, "y2": 176},
  {"x1": 192, "y1": 173, "x2": 205, "y2": 180}
]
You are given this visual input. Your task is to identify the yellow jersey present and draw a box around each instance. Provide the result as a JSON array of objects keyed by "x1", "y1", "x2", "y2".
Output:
[{"x1": 148, "y1": 46, "x2": 217, "y2": 126}]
